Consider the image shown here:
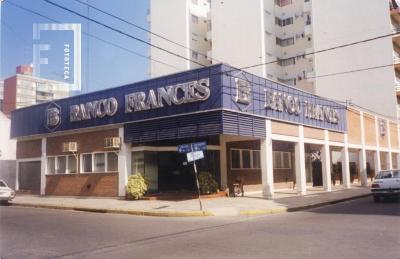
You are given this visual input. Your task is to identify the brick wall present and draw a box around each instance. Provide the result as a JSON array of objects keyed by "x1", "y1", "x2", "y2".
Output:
[
  {"x1": 16, "y1": 139, "x2": 41, "y2": 159},
  {"x1": 47, "y1": 128, "x2": 119, "y2": 156},
  {"x1": 363, "y1": 114, "x2": 376, "y2": 146},
  {"x1": 347, "y1": 109, "x2": 361, "y2": 144},
  {"x1": 46, "y1": 173, "x2": 118, "y2": 196},
  {"x1": 44, "y1": 128, "x2": 120, "y2": 196},
  {"x1": 390, "y1": 122, "x2": 399, "y2": 149}
]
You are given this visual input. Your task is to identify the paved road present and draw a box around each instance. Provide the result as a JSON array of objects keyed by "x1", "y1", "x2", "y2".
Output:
[{"x1": 0, "y1": 197, "x2": 399, "y2": 259}]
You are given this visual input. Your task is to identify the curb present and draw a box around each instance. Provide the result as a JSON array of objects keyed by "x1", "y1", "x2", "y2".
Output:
[
  {"x1": 10, "y1": 202, "x2": 214, "y2": 217},
  {"x1": 9, "y1": 193, "x2": 371, "y2": 217},
  {"x1": 240, "y1": 193, "x2": 372, "y2": 216}
]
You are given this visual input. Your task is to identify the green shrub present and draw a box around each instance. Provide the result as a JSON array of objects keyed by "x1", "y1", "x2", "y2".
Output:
[
  {"x1": 198, "y1": 171, "x2": 219, "y2": 195},
  {"x1": 126, "y1": 174, "x2": 148, "y2": 200}
]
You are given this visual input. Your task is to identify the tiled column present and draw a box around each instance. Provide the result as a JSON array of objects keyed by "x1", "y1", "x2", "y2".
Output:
[
  {"x1": 387, "y1": 120, "x2": 393, "y2": 169},
  {"x1": 359, "y1": 112, "x2": 368, "y2": 186},
  {"x1": 321, "y1": 130, "x2": 332, "y2": 192},
  {"x1": 359, "y1": 149, "x2": 368, "y2": 186},
  {"x1": 295, "y1": 125, "x2": 306, "y2": 195},
  {"x1": 219, "y1": 135, "x2": 228, "y2": 190},
  {"x1": 40, "y1": 138, "x2": 47, "y2": 195},
  {"x1": 341, "y1": 134, "x2": 351, "y2": 188},
  {"x1": 118, "y1": 127, "x2": 131, "y2": 197},
  {"x1": 373, "y1": 151, "x2": 381, "y2": 176},
  {"x1": 260, "y1": 120, "x2": 274, "y2": 199}
]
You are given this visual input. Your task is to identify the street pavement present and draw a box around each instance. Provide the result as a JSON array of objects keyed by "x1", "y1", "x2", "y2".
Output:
[{"x1": 1, "y1": 197, "x2": 399, "y2": 258}]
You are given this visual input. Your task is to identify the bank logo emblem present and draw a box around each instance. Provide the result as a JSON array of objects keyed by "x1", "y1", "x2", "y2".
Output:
[
  {"x1": 45, "y1": 103, "x2": 61, "y2": 131},
  {"x1": 235, "y1": 77, "x2": 252, "y2": 105}
]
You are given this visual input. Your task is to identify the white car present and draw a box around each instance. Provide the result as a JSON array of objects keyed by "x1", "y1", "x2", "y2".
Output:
[
  {"x1": 0, "y1": 180, "x2": 16, "y2": 203},
  {"x1": 371, "y1": 170, "x2": 400, "y2": 202}
]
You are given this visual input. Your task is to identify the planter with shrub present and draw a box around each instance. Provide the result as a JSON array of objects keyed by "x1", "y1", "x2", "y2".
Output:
[
  {"x1": 198, "y1": 171, "x2": 219, "y2": 195},
  {"x1": 126, "y1": 174, "x2": 148, "y2": 200}
]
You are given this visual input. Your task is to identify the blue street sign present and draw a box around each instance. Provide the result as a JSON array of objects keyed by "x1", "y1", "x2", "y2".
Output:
[{"x1": 177, "y1": 141, "x2": 207, "y2": 153}]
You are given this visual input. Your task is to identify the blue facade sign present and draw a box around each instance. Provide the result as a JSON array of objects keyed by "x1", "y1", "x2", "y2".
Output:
[
  {"x1": 177, "y1": 141, "x2": 207, "y2": 153},
  {"x1": 11, "y1": 64, "x2": 347, "y2": 139}
]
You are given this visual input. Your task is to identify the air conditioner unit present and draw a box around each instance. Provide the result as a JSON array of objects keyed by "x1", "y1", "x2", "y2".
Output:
[
  {"x1": 62, "y1": 142, "x2": 78, "y2": 152},
  {"x1": 104, "y1": 137, "x2": 121, "y2": 149}
]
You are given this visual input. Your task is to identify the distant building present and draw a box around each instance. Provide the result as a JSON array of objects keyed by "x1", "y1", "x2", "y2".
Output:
[
  {"x1": 149, "y1": 0, "x2": 397, "y2": 118},
  {"x1": 0, "y1": 111, "x2": 16, "y2": 188},
  {"x1": 3, "y1": 65, "x2": 70, "y2": 116}
]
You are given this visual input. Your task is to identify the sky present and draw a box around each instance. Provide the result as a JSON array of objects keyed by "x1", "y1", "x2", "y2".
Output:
[{"x1": 1, "y1": 0, "x2": 154, "y2": 94}]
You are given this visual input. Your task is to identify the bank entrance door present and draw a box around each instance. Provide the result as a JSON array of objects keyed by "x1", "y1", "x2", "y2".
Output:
[
  {"x1": 18, "y1": 161, "x2": 41, "y2": 193},
  {"x1": 158, "y1": 152, "x2": 196, "y2": 192}
]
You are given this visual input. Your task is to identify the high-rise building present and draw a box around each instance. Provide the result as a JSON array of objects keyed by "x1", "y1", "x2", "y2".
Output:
[
  {"x1": 0, "y1": 80, "x2": 4, "y2": 111},
  {"x1": 390, "y1": 0, "x2": 400, "y2": 118},
  {"x1": 149, "y1": 0, "x2": 397, "y2": 118},
  {"x1": 3, "y1": 65, "x2": 70, "y2": 115}
]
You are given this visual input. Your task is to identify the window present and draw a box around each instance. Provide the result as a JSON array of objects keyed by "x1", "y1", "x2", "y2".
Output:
[
  {"x1": 47, "y1": 157, "x2": 56, "y2": 174},
  {"x1": 0, "y1": 181, "x2": 6, "y2": 187},
  {"x1": 81, "y1": 152, "x2": 118, "y2": 173},
  {"x1": 275, "y1": 0, "x2": 292, "y2": 7},
  {"x1": 47, "y1": 155, "x2": 77, "y2": 174},
  {"x1": 191, "y1": 14, "x2": 198, "y2": 24},
  {"x1": 231, "y1": 150, "x2": 241, "y2": 169},
  {"x1": 242, "y1": 150, "x2": 251, "y2": 169},
  {"x1": 82, "y1": 154, "x2": 93, "y2": 173},
  {"x1": 275, "y1": 17, "x2": 293, "y2": 27},
  {"x1": 276, "y1": 37, "x2": 295, "y2": 47},
  {"x1": 230, "y1": 149, "x2": 261, "y2": 169},
  {"x1": 278, "y1": 57, "x2": 296, "y2": 66},
  {"x1": 94, "y1": 153, "x2": 105, "y2": 172},
  {"x1": 191, "y1": 51, "x2": 198, "y2": 60},
  {"x1": 67, "y1": 155, "x2": 77, "y2": 174},
  {"x1": 107, "y1": 152, "x2": 118, "y2": 172},
  {"x1": 252, "y1": 151, "x2": 261, "y2": 169},
  {"x1": 57, "y1": 156, "x2": 66, "y2": 174},
  {"x1": 273, "y1": 151, "x2": 292, "y2": 169}
]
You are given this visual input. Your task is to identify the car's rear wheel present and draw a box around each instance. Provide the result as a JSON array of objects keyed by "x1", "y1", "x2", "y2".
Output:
[{"x1": 373, "y1": 195, "x2": 380, "y2": 202}]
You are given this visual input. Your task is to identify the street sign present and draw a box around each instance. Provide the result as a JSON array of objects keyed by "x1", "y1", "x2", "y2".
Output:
[
  {"x1": 187, "y1": 150, "x2": 204, "y2": 162},
  {"x1": 177, "y1": 141, "x2": 207, "y2": 153}
]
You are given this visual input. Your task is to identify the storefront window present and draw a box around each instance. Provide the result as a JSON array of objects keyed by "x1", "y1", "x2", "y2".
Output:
[
  {"x1": 231, "y1": 149, "x2": 241, "y2": 169},
  {"x1": 57, "y1": 156, "x2": 66, "y2": 174},
  {"x1": 47, "y1": 157, "x2": 55, "y2": 174},
  {"x1": 67, "y1": 155, "x2": 77, "y2": 174},
  {"x1": 82, "y1": 154, "x2": 92, "y2": 172},
  {"x1": 94, "y1": 153, "x2": 105, "y2": 172},
  {"x1": 107, "y1": 152, "x2": 118, "y2": 172}
]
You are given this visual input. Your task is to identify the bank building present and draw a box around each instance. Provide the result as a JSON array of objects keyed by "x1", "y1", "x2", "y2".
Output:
[{"x1": 11, "y1": 64, "x2": 400, "y2": 198}]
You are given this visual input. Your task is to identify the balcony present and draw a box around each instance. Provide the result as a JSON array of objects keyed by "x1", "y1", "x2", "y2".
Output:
[
  {"x1": 306, "y1": 71, "x2": 315, "y2": 81},
  {"x1": 206, "y1": 30, "x2": 212, "y2": 41},
  {"x1": 304, "y1": 24, "x2": 312, "y2": 35},
  {"x1": 304, "y1": 0, "x2": 311, "y2": 12},
  {"x1": 390, "y1": 0, "x2": 400, "y2": 23}
]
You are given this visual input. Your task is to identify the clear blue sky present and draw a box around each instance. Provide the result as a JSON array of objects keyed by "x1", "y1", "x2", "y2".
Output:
[{"x1": 1, "y1": 0, "x2": 153, "y2": 93}]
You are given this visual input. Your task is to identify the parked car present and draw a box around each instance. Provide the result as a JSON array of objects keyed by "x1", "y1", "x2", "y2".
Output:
[
  {"x1": 0, "y1": 180, "x2": 16, "y2": 203},
  {"x1": 371, "y1": 170, "x2": 400, "y2": 202}
]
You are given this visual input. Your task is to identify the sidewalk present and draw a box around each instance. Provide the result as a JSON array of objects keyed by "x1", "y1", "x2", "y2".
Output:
[{"x1": 8, "y1": 186, "x2": 371, "y2": 217}]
